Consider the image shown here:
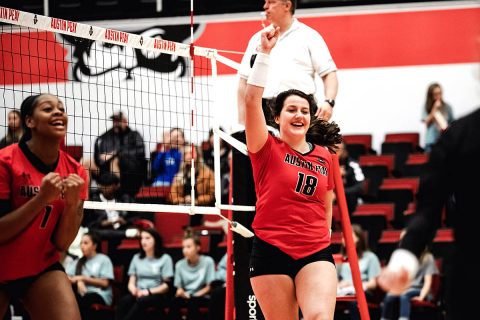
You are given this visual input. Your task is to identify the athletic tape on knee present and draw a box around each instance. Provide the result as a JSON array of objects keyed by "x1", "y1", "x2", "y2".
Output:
[{"x1": 247, "y1": 52, "x2": 270, "y2": 88}]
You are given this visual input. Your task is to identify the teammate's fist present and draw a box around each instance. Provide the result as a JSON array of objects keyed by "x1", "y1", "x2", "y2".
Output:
[
  {"x1": 62, "y1": 174, "x2": 85, "y2": 205},
  {"x1": 38, "y1": 172, "x2": 63, "y2": 203}
]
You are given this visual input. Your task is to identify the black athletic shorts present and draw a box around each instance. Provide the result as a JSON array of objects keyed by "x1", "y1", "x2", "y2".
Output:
[
  {"x1": 0, "y1": 262, "x2": 65, "y2": 300},
  {"x1": 249, "y1": 236, "x2": 334, "y2": 280}
]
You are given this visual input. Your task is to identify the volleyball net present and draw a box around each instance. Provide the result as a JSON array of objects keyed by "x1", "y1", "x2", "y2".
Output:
[{"x1": 0, "y1": 6, "x2": 254, "y2": 218}]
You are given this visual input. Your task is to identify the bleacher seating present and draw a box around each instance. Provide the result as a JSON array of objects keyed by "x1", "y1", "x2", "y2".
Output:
[
  {"x1": 384, "y1": 132, "x2": 420, "y2": 150},
  {"x1": 381, "y1": 132, "x2": 423, "y2": 175},
  {"x1": 342, "y1": 134, "x2": 375, "y2": 160},
  {"x1": 376, "y1": 229, "x2": 402, "y2": 261},
  {"x1": 431, "y1": 228, "x2": 454, "y2": 260},
  {"x1": 358, "y1": 154, "x2": 395, "y2": 201},
  {"x1": 351, "y1": 203, "x2": 395, "y2": 251},
  {"x1": 378, "y1": 178, "x2": 419, "y2": 228},
  {"x1": 135, "y1": 186, "x2": 170, "y2": 204},
  {"x1": 402, "y1": 153, "x2": 429, "y2": 177}
]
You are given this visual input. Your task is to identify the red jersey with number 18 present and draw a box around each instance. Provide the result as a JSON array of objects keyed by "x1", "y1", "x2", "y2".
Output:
[
  {"x1": 0, "y1": 142, "x2": 88, "y2": 281},
  {"x1": 249, "y1": 135, "x2": 333, "y2": 259}
]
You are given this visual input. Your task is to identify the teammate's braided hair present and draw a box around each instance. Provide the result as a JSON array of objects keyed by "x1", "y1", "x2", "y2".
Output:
[{"x1": 19, "y1": 94, "x2": 41, "y2": 142}]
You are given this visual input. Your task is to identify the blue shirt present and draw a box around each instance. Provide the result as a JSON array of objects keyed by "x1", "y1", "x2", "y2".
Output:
[
  {"x1": 128, "y1": 253, "x2": 174, "y2": 290},
  {"x1": 67, "y1": 253, "x2": 114, "y2": 305},
  {"x1": 151, "y1": 149, "x2": 182, "y2": 186},
  {"x1": 174, "y1": 255, "x2": 215, "y2": 295}
]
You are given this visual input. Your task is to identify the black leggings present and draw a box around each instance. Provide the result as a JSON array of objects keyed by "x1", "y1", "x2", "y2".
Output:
[
  {"x1": 74, "y1": 291, "x2": 106, "y2": 320},
  {"x1": 116, "y1": 293, "x2": 168, "y2": 320},
  {"x1": 167, "y1": 296, "x2": 209, "y2": 320}
]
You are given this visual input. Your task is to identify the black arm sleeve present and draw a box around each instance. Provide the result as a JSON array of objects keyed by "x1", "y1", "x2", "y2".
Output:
[{"x1": 400, "y1": 120, "x2": 455, "y2": 257}]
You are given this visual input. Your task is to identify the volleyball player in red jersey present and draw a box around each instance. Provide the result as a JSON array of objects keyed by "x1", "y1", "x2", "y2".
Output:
[
  {"x1": 0, "y1": 94, "x2": 87, "y2": 320},
  {"x1": 244, "y1": 27, "x2": 342, "y2": 320}
]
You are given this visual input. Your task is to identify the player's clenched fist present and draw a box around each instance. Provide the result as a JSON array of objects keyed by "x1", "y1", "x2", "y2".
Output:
[
  {"x1": 38, "y1": 172, "x2": 64, "y2": 203},
  {"x1": 62, "y1": 174, "x2": 85, "y2": 205}
]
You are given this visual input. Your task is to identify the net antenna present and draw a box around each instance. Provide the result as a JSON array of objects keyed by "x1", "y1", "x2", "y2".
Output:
[{"x1": 0, "y1": 5, "x2": 254, "y2": 236}]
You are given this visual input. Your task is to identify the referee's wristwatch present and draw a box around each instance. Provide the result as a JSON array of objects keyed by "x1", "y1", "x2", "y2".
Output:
[{"x1": 325, "y1": 99, "x2": 335, "y2": 107}]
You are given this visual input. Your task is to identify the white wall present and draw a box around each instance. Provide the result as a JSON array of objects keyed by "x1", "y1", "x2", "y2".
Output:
[{"x1": 212, "y1": 62, "x2": 480, "y2": 153}]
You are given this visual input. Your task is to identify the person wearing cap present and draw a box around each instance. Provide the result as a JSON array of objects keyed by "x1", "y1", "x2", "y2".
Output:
[
  {"x1": 92, "y1": 111, "x2": 146, "y2": 198},
  {"x1": 0, "y1": 93, "x2": 87, "y2": 319}
]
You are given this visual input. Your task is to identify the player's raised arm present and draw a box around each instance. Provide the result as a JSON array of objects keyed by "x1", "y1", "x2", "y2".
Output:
[{"x1": 244, "y1": 27, "x2": 279, "y2": 153}]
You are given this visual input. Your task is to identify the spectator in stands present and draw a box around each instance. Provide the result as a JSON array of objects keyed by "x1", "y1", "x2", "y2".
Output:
[
  {"x1": 83, "y1": 172, "x2": 137, "y2": 257},
  {"x1": 203, "y1": 128, "x2": 231, "y2": 204},
  {"x1": 168, "y1": 231, "x2": 216, "y2": 320},
  {"x1": 422, "y1": 83, "x2": 454, "y2": 152},
  {"x1": 116, "y1": 228, "x2": 173, "y2": 320},
  {"x1": 336, "y1": 141, "x2": 365, "y2": 214},
  {"x1": 67, "y1": 232, "x2": 114, "y2": 320},
  {"x1": 169, "y1": 145, "x2": 215, "y2": 226},
  {"x1": 208, "y1": 253, "x2": 227, "y2": 320},
  {"x1": 0, "y1": 110, "x2": 23, "y2": 149},
  {"x1": 381, "y1": 234, "x2": 439, "y2": 320},
  {"x1": 152, "y1": 128, "x2": 185, "y2": 187},
  {"x1": 378, "y1": 107, "x2": 480, "y2": 320},
  {"x1": 90, "y1": 111, "x2": 146, "y2": 197},
  {"x1": 336, "y1": 224, "x2": 381, "y2": 320}
]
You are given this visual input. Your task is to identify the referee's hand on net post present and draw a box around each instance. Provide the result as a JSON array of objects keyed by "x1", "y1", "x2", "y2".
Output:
[{"x1": 259, "y1": 26, "x2": 280, "y2": 54}]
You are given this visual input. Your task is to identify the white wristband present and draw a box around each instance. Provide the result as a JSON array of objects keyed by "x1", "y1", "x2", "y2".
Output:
[
  {"x1": 247, "y1": 52, "x2": 270, "y2": 88},
  {"x1": 388, "y1": 249, "x2": 419, "y2": 280}
]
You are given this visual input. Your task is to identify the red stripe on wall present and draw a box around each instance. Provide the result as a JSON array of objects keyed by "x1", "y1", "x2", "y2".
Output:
[
  {"x1": 195, "y1": 8, "x2": 480, "y2": 75},
  {"x1": 0, "y1": 31, "x2": 68, "y2": 85}
]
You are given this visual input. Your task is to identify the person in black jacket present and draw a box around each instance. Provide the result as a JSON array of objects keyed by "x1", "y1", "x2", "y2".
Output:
[
  {"x1": 379, "y1": 107, "x2": 480, "y2": 320},
  {"x1": 93, "y1": 111, "x2": 146, "y2": 197}
]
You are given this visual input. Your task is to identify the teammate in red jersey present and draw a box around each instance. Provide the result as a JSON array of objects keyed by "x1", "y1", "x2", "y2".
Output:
[
  {"x1": 0, "y1": 94, "x2": 87, "y2": 320},
  {"x1": 244, "y1": 27, "x2": 342, "y2": 320}
]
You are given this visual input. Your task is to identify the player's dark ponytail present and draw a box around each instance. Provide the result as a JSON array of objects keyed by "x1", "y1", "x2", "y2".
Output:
[
  {"x1": 19, "y1": 94, "x2": 41, "y2": 142},
  {"x1": 75, "y1": 232, "x2": 101, "y2": 275},
  {"x1": 306, "y1": 118, "x2": 342, "y2": 154}
]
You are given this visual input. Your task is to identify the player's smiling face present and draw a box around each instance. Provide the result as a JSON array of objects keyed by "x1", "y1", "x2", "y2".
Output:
[
  {"x1": 27, "y1": 94, "x2": 68, "y2": 139},
  {"x1": 276, "y1": 94, "x2": 311, "y2": 140}
]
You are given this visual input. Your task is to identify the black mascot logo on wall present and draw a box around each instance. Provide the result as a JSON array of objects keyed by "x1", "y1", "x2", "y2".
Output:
[{"x1": 61, "y1": 24, "x2": 201, "y2": 81}]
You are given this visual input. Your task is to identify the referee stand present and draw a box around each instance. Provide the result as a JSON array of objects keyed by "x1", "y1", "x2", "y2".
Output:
[{"x1": 332, "y1": 154, "x2": 371, "y2": 320}]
